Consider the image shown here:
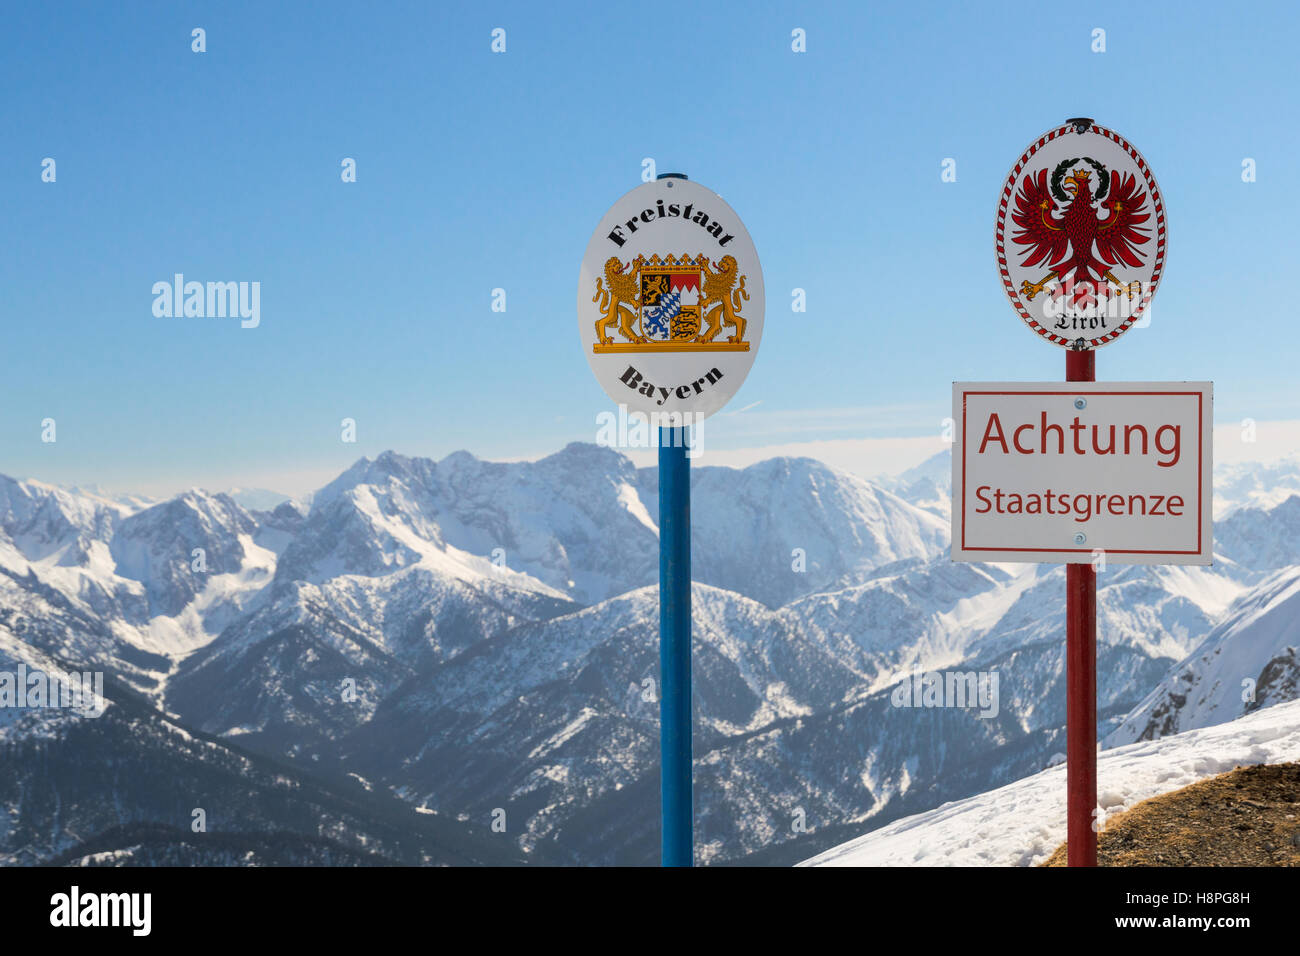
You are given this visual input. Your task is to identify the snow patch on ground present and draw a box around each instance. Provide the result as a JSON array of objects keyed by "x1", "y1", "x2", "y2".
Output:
[{"x1": 802, "y1": 697, "x2": 1300, "y2": 867}]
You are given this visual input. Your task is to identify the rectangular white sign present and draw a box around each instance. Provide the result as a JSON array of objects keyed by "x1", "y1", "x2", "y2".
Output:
[{"x1": 952, "y1": 382, "x2": 1213, "y2": 565}]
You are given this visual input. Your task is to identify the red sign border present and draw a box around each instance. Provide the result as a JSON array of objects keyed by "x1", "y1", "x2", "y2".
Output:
[{"x1": 995, "y1": 123, "x2": 1168, "y2": 351}]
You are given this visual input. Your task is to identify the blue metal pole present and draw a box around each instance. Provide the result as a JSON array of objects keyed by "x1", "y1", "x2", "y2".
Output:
[
  {"x1": 658, "y1": 423, "x2": 692, "y2": 867},
  {"x1": 653, "y1": 170, "x2": 693, "y2": 868}
]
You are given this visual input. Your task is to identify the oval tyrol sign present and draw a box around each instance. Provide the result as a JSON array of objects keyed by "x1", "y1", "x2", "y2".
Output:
[
  {"x1": 578, "y1": 178, "x2": 764, "y2": 420},
  {"x1": 995, "y1": 120, "x2": 1166, "y2": 350}
]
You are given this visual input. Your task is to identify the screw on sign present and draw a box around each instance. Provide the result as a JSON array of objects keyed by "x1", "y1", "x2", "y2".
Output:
[
  {"x1": 577, "y1": 175, "x2": 764, "y2": 867},
  {"x1": 974, "y1": 120, "x2": 1202, "y2": 868}
]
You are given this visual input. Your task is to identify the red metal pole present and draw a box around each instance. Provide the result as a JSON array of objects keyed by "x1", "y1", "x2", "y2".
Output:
[{"x1": 1065, "y1": 348, "x2": 1097, "y2": 866}]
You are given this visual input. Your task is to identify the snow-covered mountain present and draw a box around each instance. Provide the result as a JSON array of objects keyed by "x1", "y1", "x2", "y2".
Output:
[
  {"x1": 655, "y1": 456, "x2": 948, "y2": 607},
  {"x1": 2, "y1": 444, "x2": 1298, "y2": 865},
  {"x1": 225, "y1": 487, "x2": 296, "y2": 512},
  {"x1": 1214, "y1": 453, "x2": 1300, "y2": 517},
  {"x1": 1212, "y1": 494, "x2": 1300, "y2": 570},
  {"x1": 1096, "y1": 493, "x2": 1300, "y2": 749},
  {"x1": 0, "y1": 474, "x2": 127, "y2": 564},
  {"x1": 1106, "y1": 563, "x2": 1300, "y2": 746},
  {"x1": 288, "y1": 445, "x2": 653, "y2": 603},
  {"x1": 876, "y1": 450, "x2": 952, "y2": 521},
  {"x1": 0, "y1": 642, "x2": 527, "y2": 867},
  {"x1": 111, "y1": 491, "x2": 260, "y2": 618}
]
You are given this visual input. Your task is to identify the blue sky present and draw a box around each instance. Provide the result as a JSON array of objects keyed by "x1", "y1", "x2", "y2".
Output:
[{"x1": 2, "y1": 1, "x2": 1297, "y2": 495}]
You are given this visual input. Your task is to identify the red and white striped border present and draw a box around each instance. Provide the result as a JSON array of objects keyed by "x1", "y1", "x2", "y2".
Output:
[{"x1": 995, "y1": 123, "x2": 1167, "y2": 350}]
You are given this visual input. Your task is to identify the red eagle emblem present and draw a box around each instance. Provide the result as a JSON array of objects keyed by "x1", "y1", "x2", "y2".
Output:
[{"x1": 1011, "y1": 157, "x2": 1151, "y2": 306}]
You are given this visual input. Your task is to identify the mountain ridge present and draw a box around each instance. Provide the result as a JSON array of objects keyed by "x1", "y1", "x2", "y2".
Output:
[{"x1": 2, "y1": 443, "x2": 1299, "y2": 865}]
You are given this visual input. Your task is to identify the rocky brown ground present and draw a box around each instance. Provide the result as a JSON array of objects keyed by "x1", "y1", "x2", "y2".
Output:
[{"x1": 1042, "y1": 763, "x2": 1300, "y2": 866}]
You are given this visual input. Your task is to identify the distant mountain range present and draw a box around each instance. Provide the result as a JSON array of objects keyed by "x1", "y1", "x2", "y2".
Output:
[{"x1": 2, "y1": 444, "x2": 1298, "y2": 865}]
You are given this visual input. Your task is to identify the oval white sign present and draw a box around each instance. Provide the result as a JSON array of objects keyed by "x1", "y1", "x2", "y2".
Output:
[
  {"x1": 996, "y1": 121, "x2": 1167, "y2": 350},
  {"x1": 577, "y1": 177, "x2": 764, "y2": 421}
]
